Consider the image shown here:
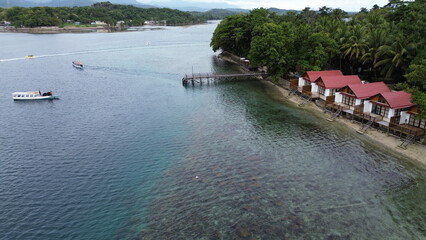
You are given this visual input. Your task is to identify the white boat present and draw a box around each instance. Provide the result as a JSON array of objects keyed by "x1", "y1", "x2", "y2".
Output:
[
  {"x1": 12, "y1": 91, "x2": 59, "y2": 101},
  {"x1": 72, "y1": 61, "x2": 83, "y2": 69}
]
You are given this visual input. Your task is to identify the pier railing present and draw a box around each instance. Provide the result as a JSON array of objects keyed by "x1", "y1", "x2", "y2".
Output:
[{"x1": 182, "y1": 72, "x2": 267, "y2": 85}]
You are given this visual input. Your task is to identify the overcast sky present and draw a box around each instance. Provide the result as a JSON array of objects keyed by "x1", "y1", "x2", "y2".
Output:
[{"x1": 137, "y1": 0, "x2": 391, "y2": 12}]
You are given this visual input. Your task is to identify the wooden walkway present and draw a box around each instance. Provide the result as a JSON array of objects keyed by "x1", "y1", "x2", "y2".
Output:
[{"x1": 182, "y1": 72, "x2": 267, "y2": 85}]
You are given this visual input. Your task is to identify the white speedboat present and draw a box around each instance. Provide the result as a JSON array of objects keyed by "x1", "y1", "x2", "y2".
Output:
[
  {"x1": 12, "y1": 91, "x2": 59, "y2": 101},
  {"x1": 72, "y1": 61, "x2": 83, "y2": 69}
]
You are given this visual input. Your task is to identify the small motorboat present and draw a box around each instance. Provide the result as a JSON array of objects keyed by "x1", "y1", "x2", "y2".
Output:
[
  {"x1": 25, "y1": 55, "x2": 34, "y2": 59},
  {"x1": 72, "y1": 61, "x2": 83, "y2": 69},
  {"x1": 12, "y1": 91, "x2": 59, "y2": 101}
]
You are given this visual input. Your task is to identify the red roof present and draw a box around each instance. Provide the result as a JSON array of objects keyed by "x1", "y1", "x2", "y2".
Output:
[
  {"x1": 378, "y1": 91, "x2": 413, "y2": 109},
  {"x1": 346, "y1": 82, "x2": 391, "y2": 99},
  {"x1": 304, "y1": 70, "x2": 343, "y2": 83},
  {"x1": 316, "y1": 75, "x2": 361, "y2": 89}
]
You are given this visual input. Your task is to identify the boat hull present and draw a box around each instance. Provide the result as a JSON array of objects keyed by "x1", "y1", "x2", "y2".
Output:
[
  {"x1": 72, "y1": 61, "x2": 83, "y2": 69},
  {"x1": 13, "y1": 95, "x2": 59, "y2": 101},
  {"x1": 12, "y1": 91, "x2": 59, "y2": 101}
]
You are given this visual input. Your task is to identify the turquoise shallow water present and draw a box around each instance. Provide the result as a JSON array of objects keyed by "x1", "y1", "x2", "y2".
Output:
[{"x1": 0, "y1": 22, "x2": 425, "y2": 239}]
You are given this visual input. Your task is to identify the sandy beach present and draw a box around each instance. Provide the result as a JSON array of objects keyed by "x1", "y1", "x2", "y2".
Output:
[{"x1": 263, "y1": 80, "x2": 426, "y2": 169}]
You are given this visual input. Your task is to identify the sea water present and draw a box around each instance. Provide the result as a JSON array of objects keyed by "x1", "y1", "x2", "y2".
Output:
[{"x1": 0, "y1": 21, "x2": 425, "y2": 239}]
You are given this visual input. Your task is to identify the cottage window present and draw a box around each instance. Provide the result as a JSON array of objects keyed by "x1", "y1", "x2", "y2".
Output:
[
  {"x1": 372, "y1": 104, "x2": 389, "y2": 117},
  {"x1": 342, "y1": 95, "x2": 355, "y2": 106},
  {"x1": 394, "y1": 109, "x2": 402, "y2": 117},
  {"x1": 318, "y1": 86, "x2": 325, "y2": 96},
  {"x1": 409, "y1": 115, "x2": 426, "y2": 129},
  {"x1": 329, "y1": 89, "x2": 336, "y2": 96}
]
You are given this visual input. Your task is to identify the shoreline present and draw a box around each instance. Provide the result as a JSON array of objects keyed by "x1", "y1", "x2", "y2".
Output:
[
  {"x1": 0, "y1": 21, "x2": 211, "y2": 34},
  {"x1": 263, "y1": 79, "x2": 426, "y2": 169},
  {"x1": 216, "y1": 52, "x2": 425, "y2": 169},
  {"x1": 0, "y1": 26, "x2": 163, "y2": 34}
]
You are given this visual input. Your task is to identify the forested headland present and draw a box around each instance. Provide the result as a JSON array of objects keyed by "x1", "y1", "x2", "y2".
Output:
[
  {"x1": 210, "y1": 0, "x2": 426, "y2": 117},
  {"x1": 0, "y1": 1, "x2": 207, "y2": 27}
]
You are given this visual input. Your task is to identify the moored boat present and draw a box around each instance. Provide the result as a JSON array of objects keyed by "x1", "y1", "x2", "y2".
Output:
[
  {"x1": 12, "y1": 91, "x2": 59, "y2": 101},
  {"x1": 72, "y1": 61, "x2": 83, "y2": 69}
]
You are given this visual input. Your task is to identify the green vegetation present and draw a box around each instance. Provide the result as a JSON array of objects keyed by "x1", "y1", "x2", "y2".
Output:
[
  {"x1": 0, "y1": 1, "x2": 207, "y2": 27},
  {"x1": 190, "y1": 9, "x2": 245, "y2": 20},
  {"x1": 210, "y1": 0, "x2": 426, "y2": 116}
]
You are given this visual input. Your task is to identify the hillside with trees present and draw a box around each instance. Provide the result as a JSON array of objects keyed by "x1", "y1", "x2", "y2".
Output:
[
  {"x1": 190, "y1": 8, "x2": 245, "y2": 20},
  {"x1": 210, "y1": 0, "x2": 426, "y2": 118},
  {"x1": 0, "y1": 1, "x2": 206, "y2": 27}
]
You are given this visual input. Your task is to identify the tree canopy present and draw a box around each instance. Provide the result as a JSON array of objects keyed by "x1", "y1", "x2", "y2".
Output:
[
  {"x1": 0, "y1": 2, "x2": 207, "y2": 27},
  {"x1": 210, "y1": 0, "x2": 426, "y2": 115}
]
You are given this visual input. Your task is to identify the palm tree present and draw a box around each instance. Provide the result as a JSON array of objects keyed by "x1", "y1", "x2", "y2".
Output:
[
  {"x1": 364, "y1": 10, "x2": 386, "y2": 31},
  {"x1": 374, "y1": 34, "x2": 416, "y2": 79},
  {"x1": 362, "y1": 29, "x2": 387, "y2": 62},
  {"x1": 340, "y1": 25, "x2": 368, "y2": 72},
  {"x1": 360, "y1": 28, "x2": 389, "y2": 78},
  {"x1": 315, "y1": 17, "x2": 343, "y2": 36}
]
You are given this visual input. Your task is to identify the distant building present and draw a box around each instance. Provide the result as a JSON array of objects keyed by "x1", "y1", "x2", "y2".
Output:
[
  {"x1": 90, "y1": 21, "x2": 107, "y2": 26},
  {"x1": 0, "y1": 21, "x2": 11, "y2": 26},
  {"x1": 144, "y1": 20, "x2": 167, "y2": 26},
  {"x1": 144, "y1": 20, "x2": 155, "y2": 25}
]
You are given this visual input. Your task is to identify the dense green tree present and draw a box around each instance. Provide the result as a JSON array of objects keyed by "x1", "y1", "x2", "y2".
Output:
[
  {"x1": 0, "y1": 2, "x2": 206, "y2": 27},
  {"x1": 404, "y1": 59, "x2": 426, "y2": 91},
  {"x1": 359, "y1": 8, "x2": 369, "y2": 14},
  {"x1": 318, "y1": 6, "x2": 332, "y2": 16},
  {"x1": 297, "y1": 7, "x2": 318, "y2": 24},
  {"x1": 210, "y1": 14, "x2": 249, "y2": 56},
  {"x1": 210, "y1": 8, "x2": 272, "y2": 57},
  {"x1": 412, "y1": 92, "x2": 426, "y2": 120},
  {"x1": 210, "y1": 0, "x2": 425, "y2": 92},
  {"x1": 305, "y1": 32, "x2": 339, "y2": 70},
  {"x1": 248, "y1": 22, "x2": 295, "y2": 79},
  {"x1": 329, "y1": 8, "x2": 348, "y2": 20}
]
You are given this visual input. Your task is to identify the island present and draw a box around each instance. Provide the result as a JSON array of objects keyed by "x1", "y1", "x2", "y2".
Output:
[{"x1": 0, "y1": 1, "x2": 207, "y2": 33}]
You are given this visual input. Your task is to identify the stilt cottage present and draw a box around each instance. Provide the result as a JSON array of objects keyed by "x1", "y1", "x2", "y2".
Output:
[
  {"x1": 363, "y1": 91, "x2": 413, "y2": 122},
  {"x1": 335, "y1": 82, "x2": 390, "y2": 109},
  {"x1": 313, "y1": 75, "x2": 361, "y2": 102},
  {"x1": 297, "y1": 70, "x2": 343, "y2": 98}
]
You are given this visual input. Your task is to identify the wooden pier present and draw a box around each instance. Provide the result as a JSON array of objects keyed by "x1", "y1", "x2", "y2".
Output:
[{"x1": 182, "y1": 72, "x2": 267, "y2": 85}]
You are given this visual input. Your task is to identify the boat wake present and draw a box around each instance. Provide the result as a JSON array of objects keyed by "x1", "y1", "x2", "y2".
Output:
[
  {"x1": 0, "y1": 57, "x2": 26, "y2": 62},
  {"x1": 0, "y1": 43, "x2": 205, "y2": 62}
]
